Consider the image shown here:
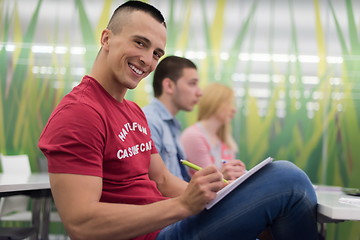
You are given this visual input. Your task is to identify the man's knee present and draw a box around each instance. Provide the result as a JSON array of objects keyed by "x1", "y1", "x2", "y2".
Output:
[{"x1": 269, "y1": 160, "x2": 313, "y2": 190}]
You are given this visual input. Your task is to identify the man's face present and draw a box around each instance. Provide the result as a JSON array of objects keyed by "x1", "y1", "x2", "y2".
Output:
[
  {"x1": 172, "y1": 68, "x2": 202, "y2": 112},
  {"x1": 104, "y1": 11, "x2": 166, "y2": 90}
]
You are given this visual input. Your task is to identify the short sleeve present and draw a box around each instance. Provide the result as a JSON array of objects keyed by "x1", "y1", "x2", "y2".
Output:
[{"x1": 39, "y1": 103, "x2": 105, "y2": 177}]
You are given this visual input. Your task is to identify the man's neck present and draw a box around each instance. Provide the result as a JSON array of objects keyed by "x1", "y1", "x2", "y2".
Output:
[
  {"x1": 89, "y1": 63, "x2": 127, "y2": 103},
  {"x1": 157, "y1": 96, "x2": 178, "y2": 116}
]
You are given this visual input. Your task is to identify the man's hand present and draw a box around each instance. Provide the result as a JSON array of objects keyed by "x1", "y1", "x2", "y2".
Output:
[
  {"x1": 221, "y1": 159, "x2": 246, "y2": 181},
  {"x1": 177, "y1": 166, "x2": 225, "y2": 215}
]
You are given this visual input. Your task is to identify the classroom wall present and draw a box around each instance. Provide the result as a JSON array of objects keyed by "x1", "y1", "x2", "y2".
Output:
[{"x1": 0, "y1": 0, "x2": 359, "y2": 239}]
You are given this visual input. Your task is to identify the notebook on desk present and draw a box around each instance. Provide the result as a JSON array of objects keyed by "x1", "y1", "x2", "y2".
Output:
[{"x1": 206, "y1": 157, "x2": 274, "y2": 209}]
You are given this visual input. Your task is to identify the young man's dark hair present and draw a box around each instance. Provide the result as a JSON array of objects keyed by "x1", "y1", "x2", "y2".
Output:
[
  {"x1": 107, "y1": 0, "x2": 166, "y2": 34},
  {"x1": 153, "y1": 56, "x2": 197, "y2": 97}
]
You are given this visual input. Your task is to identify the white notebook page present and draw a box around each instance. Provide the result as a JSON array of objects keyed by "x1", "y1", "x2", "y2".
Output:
[{"x1": 206, "y1": 157, "x2": 274, "y2": 209}]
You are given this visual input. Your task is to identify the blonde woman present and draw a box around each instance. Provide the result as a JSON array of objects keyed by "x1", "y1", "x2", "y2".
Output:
[{"x1": 181, "y1": 83, "x2": 246, "y2": 181}]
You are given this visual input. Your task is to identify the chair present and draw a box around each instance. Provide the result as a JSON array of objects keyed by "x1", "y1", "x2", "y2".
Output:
[
  {"x1": 0, "y1": 154, "x2": 32, "y2": 221},
  {"x1": 0, "y1": 154, "x2": 36, "y2": 239},
  {"x1": 0, "y1": 227, "x2": 36, "y2": 240},
  {"x1": 0, "y1": 154, "x2": 63, "y2": 239}
]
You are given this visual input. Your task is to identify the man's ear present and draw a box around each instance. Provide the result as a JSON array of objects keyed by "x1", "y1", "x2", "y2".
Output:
[
  {"x1": 162, "y1": 78, "x2": 176, "y2": 94},
  {"x1": 100, "y1": 29, "x2": 111, "y2": 51}
]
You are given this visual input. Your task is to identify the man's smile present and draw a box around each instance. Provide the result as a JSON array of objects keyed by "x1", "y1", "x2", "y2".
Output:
[{"x1": 129, "y1": 63, "x2": 144, "y2": 75}]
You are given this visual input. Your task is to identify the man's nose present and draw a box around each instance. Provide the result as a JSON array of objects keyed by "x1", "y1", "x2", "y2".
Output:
[{"x1": 139, "y1": 51, "x2": 153, "y2": 66}]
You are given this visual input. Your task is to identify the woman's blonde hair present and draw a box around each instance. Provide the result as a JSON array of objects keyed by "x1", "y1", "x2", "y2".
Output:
[{"x1": 198, "y1": 83, "x2": 238, "y2": 151}]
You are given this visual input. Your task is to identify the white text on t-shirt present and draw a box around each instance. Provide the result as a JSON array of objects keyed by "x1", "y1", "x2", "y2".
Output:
[
  {"x1": 118, "y1": 122, "x2": 148, "y2": 142},
  {"x1": 117, "y1": 140, "x2": 152, "y2": 159}
]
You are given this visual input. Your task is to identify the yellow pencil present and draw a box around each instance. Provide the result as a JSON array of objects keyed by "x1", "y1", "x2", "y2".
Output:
[{"x1": 180, "y1": 160, "x2": 228, "y2": 183}]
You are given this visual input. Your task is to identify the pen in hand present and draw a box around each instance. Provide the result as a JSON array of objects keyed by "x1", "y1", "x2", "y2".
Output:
[{"x1": 180, "y1": 160, "x2": 229, "y2": 183}]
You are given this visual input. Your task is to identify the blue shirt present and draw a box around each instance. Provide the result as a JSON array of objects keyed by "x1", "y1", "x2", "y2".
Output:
[{"x1": 143, "y1": 99, "x2": 190, "y2": 181}]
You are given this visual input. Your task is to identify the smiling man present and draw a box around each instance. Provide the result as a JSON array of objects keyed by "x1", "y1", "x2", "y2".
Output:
[{"x1": 38, "y1": 1, "x2": 318, "y2": 240}]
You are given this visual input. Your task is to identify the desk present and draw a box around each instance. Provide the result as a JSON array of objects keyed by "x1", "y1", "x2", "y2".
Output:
[
  {"x1": 316, "y1": 186, "x2": 360, "y2": 239},
  {"x1": 317, "y1": 190, "x2": 360, "y2": 221},
  {"x1": 0, "y1": 173, "x2": 51, "y2": 240}
]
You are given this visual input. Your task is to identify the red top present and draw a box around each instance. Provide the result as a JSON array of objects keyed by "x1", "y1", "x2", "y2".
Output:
[{"x1": 39, "y1": 75, "x2": 167, "y2": 240}]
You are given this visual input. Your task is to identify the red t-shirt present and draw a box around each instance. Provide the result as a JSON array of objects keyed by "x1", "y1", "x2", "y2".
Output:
[{"x1": 39, "y1": 75, "x2": 167, "y2": 240}]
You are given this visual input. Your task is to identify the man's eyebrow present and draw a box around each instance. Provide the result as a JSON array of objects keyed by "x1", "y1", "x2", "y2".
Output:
[
  {"x1": 134, "y1": 35, "x2": 151, "y2": 45},
  {"x1": 134, "y1": 35, "x2": 165, "y2": 56}
]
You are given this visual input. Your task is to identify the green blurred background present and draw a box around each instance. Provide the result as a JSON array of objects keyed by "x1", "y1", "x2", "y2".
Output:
[{"x1": 0, "y1": 0, "x2": 359, "y2": 239}]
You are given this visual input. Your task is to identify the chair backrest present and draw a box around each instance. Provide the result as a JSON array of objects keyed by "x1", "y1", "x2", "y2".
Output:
[
  {"x1": 0, "y1": 154, "x2": 31, "y2": 217},
  {"x1": 0, "y1": 154, "x2": 31, "y2": 175}
]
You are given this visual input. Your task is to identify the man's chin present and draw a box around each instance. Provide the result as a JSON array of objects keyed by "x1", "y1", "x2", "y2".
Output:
[
  {"x1": 128, "y1": 85, "x2": 137, "y2": 90},
  {"x1": 127, "y1": 81, "x2": 141, "y2": 90}
]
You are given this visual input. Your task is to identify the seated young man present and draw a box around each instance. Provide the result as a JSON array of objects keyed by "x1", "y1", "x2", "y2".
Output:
[{"x1": 39, "y1": 1, "x2": 318, "y2": 240}]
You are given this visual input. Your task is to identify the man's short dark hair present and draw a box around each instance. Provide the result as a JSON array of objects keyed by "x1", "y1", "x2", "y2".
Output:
[
  {"x1": 107, "y1": 1, "x2": 166, "y2": 33},
  {"x1": 153, "y1": 56, "x2": 197, "y2": 97}
]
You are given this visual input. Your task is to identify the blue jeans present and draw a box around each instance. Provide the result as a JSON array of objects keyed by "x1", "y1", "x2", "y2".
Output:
[{"x1": 156, "y1": 161, "x2": 318, "y2": 240}]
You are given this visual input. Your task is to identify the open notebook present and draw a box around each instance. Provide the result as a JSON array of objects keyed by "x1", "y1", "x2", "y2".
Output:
[{"x1": 206, "y1": 157, "x2": 274, "y2": 209}]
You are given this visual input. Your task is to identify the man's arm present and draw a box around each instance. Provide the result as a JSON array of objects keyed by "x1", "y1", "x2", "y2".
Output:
[
  {"x1": 50, "y1": 173, "x2": 189, "y2": 240},
  {"x1": 149, "y1": 153, "x2": 187, "y2": 197},
  {"x1": 50, "y1": 158, "x2": 224, "y2": 240}
]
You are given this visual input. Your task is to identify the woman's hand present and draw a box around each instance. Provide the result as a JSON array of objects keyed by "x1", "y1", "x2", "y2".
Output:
[{"x1": 221, "y1": 159, "x2": 246, "y2": 181}]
